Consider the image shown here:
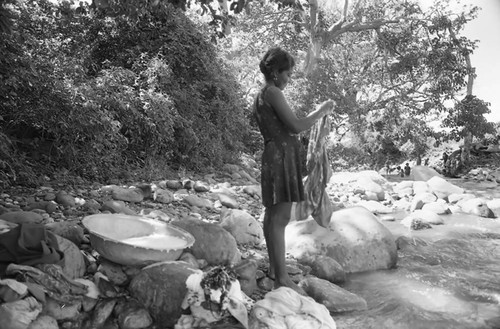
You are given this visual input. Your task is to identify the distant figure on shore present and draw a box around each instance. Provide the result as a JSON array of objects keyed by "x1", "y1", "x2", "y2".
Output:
[
  {"x1": 385, "y1": 160, "x2": 391, "y2": 175},
  {"x1": 404, "y1": 163, "x2": 411, "y2": 176},
  {"x1": 396, "y1": 165, "x2": 404, "y2": 177},
  {"x1": 442, "y1": 152, "x2": 449, "y2": 166},
  {"x1": 424, "y1": 158, "x2": 429, "y2": 166}
]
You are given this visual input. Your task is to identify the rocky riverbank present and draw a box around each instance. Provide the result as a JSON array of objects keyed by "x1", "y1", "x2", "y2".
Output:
[{"x1": 0, "y1": 160, "x2": 499, "y2": 329}]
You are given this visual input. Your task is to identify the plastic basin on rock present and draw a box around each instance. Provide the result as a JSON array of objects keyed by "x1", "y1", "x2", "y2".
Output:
[{"x1": 82, "y1": 214, "x2": 195, "y2": 266}]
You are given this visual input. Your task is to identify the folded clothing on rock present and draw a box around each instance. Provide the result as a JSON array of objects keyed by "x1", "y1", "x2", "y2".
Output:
[
  {"x1": 0, "y1": 223, "x2": 64, "y2": 277},
  {"x1": 250, "y1": 286, "x2": 336, "y2": 329}
]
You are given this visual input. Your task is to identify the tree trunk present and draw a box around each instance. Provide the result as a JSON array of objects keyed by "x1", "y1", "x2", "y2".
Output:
[
  {"x1": 303, "y1": 0, "x2": 397, "y2": 76},
  {"x1": 218, "y1": 0, "x2": 232, "y2": 35},
  {"x1": 461, "y1": 131, "x2": 472, "y2": 164}
]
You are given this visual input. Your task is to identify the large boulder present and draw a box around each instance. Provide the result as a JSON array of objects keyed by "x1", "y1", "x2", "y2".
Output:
[
  {"x1": 486, "y1": 199, "x2": 500, "y2": 218},
  {"x1": 0, "y1": 211, "x2": 43, "y2": 225},
  {"x1": 427, "y1": 176, "x2": 464, "y2": 199},
  {"x1": 128, "y1": 261, "x2": 199, "y2": 328},
  {"x1": 171, "y1": 218, "x2": 241, "y2": 266},
  {"x1": 299, "y1": 276, "x2": 367, "y2": 313},
  {"x1": 285, "y1": 206, "x2": 397, "y2": 273},
  {"x1": 219, "y1": 209, "x2": 264, "y2": 245},
  {"x1": 412, "y1": 166, "x2": 441, "y2": 181},
  {"x1": 459, "y1": 198, "x2": 495, "y2": 218}
]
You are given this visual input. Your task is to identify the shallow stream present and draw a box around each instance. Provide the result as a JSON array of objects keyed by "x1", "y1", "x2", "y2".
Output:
[{"x1": 334, "y1": 178, "x2": 500, "y2": 329}]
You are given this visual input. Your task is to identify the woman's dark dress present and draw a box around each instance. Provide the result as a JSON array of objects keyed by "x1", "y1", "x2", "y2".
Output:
[{"x1": 253, "y1": 85, "x2": 305, "y2": 208}]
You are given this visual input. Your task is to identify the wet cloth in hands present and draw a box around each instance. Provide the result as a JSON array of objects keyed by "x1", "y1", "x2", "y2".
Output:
[
  {"x1": 0, "y1": 223, "x2": 64, "y2": 277},
  {"x1": 295, "y1": 115, "x2": 335, "y2": 227}
]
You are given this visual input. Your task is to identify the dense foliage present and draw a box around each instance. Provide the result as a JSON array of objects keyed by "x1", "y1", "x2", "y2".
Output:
[
  {"x1": 214, "y1": 0, "x2": 497, "y2": 170},
  {"x1": 0, "y1": 0, "x2": 498, "y2": 186},
  {"x1": 0, "y1": 0, "x2": 248, "y2": 186}
]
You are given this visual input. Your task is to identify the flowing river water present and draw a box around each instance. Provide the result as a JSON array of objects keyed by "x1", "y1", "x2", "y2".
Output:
[{"x1": 334, "y1": 178, "x2": 500, "y2": 329}]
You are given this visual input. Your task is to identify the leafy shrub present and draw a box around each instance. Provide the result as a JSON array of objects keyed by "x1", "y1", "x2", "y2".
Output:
[
  {"x1": 0, "y1": 0, "x2": 249, "y2": 185},
  {"x1": 85, "y1": 3, "x2": 248, "y2": 169}
]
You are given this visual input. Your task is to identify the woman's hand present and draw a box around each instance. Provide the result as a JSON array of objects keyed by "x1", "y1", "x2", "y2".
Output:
[{"x1": 318, "y1": 99, "x2": 335, "y2": 116}]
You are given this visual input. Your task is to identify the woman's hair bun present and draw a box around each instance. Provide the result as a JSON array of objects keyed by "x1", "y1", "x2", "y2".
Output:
[{"x1": 259, "y1": 47, "x2": 295, "y2": 81}]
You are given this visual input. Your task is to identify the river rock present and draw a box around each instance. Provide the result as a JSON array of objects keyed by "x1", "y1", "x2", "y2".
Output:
[
  {"x1": 171, "y1": 218, "x2": 241, "y2": 266},
  {"x1": 459, "y1": 198, "x2": 495, "y2": 218},
  {"x1": 55, "y1": 191, "x2": 76, "y2": 208},
  {"x1": 393, "y1": 181, "x2": 414, "y2": 198},
  {"x1": 410, "y1": 192, "x2": 439, "y2": 212},
  {"x1": 193, "y1": 181, "x2": 210, "y2": 193},
  {"x1": 112, "y1": 187, "x2": 144, "y2": 203},
  {"x1": 217, "y1": 193, "x2": 239, "y2": 209},
  {"x1": 286, "y1": 206, "x2": 397, "y2": 273},
  {"x1": 101, "y1": 200, "x2": 136, "y2": 215},
  {"x1": 219, "y1": 209, "x2": 263, "y2": 245},
  {"x1": 238, "y1": 170, "x2": 258, "y2": 184},
  {"x1": 43, "y1": 192, "x2": 56, "y2": 201},
  {"x1": 128, "y1": 261, "x2": 199, "y2": 328},
  {"x1": 140, "y1": 209, "x2": 171, "y2": 222},
  {"x1": 82, "y1": 199, "x2": 101, "y2": 213},
  {"x1": 24, "y1": 201, "x2": 50, "y2": 212},
  {"x1": 165, "y1": 180, "x2": 183, "y2": 190},
  {"x1": 0, "y1": 211, "x2": 43, "y2": 224},
  {"x1": 356, "y1": 200, "x2": 392, "y2": 214},
  {"x1": 232, "y1": 259, "x2": 258, "y2": 296},
  {"x1": 394, "y1": 180, "x2": 414, "y2": 191},
  {"x1": 183, "y1": 195, "x2": 212, "y2": 209},
  {"x1": 45, "y1": 220, "x2": 86, "y2": 246},
  {"x1": 73, "y1": 278, "x2": 99, "y2": 299},
  {"x1": 43, "y1": 296, "x2": 81, "y2": 321},
  {"x1": 115, "y1": 298, "x2": 153, "y2": 329},
  {"x1": 299, "y1": 276, "x2": 367, "y2": 313},
  {"x1": 88, "y1": 298, "x2": 117, "y2": 328},
  {"x1": 153, "y1": 188, "x2": 174, "y2": 204},
  {"x1": 211, "y1": 185, "x2": 236, "y2": 196},
  {"x1": 486, "y1": 199, "x2": 500, "y2": 218},
  {"x1": 355, "y1": 176, "x2": 384, "y2": 201},
  {"x1": 421, "y1": 201, "x2": 450, "y2": 215},
  {"x1": 412, "y1": 165, "x2": 441, "y2": 181},
  {"x1": 97, "y1": 260, "x2": 128, "y2": 286},
  {"x1": 0, "y1": 279, "x2": 27, "y2": 302},
  {"x1": 426, "y1": 176, "x2": 464, "y2": 199},
  {"x1": 136, "y1": 183, "x2": 153, "y2": 200},
  {"x1": 27, "y1": 315, "x2": 58, "y2": 329},
  {"x1": 242, "y1": 185, "x2": 261, "y2": 199},
  {"x1": 412, "y1": 181, "x2": 430, "y2": 195},
  {"x1": 300, "y1": 255, "x2": 346, "y2": 284},
  {"x1": 55, "y1": 235, "x2": 86, "y2": 279},
  {"x1": 448, "y1": 193, "x2": 475, "y2": 204},
  {"x1": 401, "y1": 209, "x2": 444, "y2": 227}
]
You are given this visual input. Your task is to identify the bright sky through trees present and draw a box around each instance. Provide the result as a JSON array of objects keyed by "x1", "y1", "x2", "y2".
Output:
[{"x1": 420, "y1": 0, "x2": 500, "y2": 123}]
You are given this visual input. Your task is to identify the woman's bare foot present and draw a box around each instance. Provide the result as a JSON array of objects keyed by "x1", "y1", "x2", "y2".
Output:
[{"x1": 274, "y1": 278, "x2": 307, "y2": 296}]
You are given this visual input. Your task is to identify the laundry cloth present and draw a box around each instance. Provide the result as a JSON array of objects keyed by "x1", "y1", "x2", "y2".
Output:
[
  {"x1": 0, "y1": 223, "x2": 64, "y2": 277},
  {"x1": 249, "y1": 286, "x2": 336, "y2": 329},
  {"x1": 295, "y1": 115, "x2": 335, "y2": 227}
]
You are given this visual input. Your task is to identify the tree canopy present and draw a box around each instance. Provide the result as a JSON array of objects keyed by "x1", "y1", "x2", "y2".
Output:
[{"x1": 0, "y1": 0, "x2": 497, "y2": 186}]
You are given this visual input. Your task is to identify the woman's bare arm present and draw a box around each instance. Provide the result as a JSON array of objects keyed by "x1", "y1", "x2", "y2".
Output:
[{"x1": 265, "y1": 86, "x2": 333, "y2": 134}]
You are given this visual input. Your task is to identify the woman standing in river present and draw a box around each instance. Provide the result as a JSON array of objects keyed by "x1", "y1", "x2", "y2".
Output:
[{"x1": 253, "y1": 47, "x2": 334, "y2": 294}]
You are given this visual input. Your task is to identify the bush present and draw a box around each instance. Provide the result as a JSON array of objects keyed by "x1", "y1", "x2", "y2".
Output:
[{"x1": 0, "y1": 0, "x2": 249, "y2": 185}]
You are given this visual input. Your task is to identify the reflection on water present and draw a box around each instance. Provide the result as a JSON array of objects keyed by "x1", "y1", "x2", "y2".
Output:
[{"x1": 334, "y1": 235, "x2": 500, "y2": 329}]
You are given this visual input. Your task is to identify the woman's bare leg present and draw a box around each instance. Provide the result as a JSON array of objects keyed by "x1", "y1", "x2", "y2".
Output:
[
  {"x1": 264, "y1": 202, "x2": 305, "y2": 294},
  {"x1": 263, "y1": 208, "x2": 275, "y2": 279}
]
